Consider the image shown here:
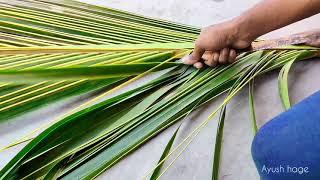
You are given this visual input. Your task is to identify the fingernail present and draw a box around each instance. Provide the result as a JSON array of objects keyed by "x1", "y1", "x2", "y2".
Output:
[
  {"x1": 181, "y1": 55, "x2": 192, "y2": 64},
  {"x1": 193, "y1": 62, "x2": 203, "y2": 69}
]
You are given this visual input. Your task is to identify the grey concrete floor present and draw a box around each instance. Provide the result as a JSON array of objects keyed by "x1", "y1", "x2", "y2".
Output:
[{"x1": 0, "y1": 0, "x2": 320, "y2": 180}]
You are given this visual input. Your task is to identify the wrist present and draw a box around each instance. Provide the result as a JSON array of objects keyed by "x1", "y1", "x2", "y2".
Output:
[{"x1": 230, "y1": 16, "x2": 257, "y2": 43}]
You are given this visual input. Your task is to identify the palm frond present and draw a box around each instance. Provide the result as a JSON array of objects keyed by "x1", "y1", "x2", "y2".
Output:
[{"x1": 0, "y1": 0, "x2": 319, "y2": 180}]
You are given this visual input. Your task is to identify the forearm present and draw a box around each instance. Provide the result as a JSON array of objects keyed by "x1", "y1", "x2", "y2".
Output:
[{"x1": 233, "y1": 0, "x2": 320, "y2": 41}]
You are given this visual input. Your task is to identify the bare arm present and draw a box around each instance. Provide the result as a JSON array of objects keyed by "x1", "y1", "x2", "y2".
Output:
[
  {"x1": 237, "y1": 0, "x2": 320, "y2": 41},
  {"x1": 183, "y1": 0, "x2": 320, "y2": 68}
]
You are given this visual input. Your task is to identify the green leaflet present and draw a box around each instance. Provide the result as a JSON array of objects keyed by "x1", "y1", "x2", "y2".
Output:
[
  {"x1": 0, "y1": 62, "x2": 180, "y2": 83},
  {"x1": 248, "y1": 80, "x2": 258, "y2": 134},
  {"x1": 212, "y1": 106, "x2": 226, "y2": 180},
  {"x1": 150, "y1": 125, "x2": 181, "y2": 180},
  {"x1": 278, "y1": 59, "x2": 295, "y2": 110}
]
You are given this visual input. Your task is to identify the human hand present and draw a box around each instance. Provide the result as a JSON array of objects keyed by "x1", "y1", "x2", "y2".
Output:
[{"x1": 182, "y1": 20, "x2": 253, "y2": 68}]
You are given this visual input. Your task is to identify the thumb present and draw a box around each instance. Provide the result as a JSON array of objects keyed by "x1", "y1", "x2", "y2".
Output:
[{"x1": 182, "y1": 45, "x2": 205, "y2": 65}]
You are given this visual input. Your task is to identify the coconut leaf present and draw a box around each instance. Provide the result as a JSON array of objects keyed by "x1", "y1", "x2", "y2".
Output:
[{"x1": 1, "y1": 0, "x2": 320, "y2": 180}]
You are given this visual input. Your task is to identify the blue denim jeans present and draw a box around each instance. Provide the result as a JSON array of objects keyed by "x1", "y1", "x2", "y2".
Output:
[{"x1": 252, "y1": 90, "x2": 320, "y2": 180}]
